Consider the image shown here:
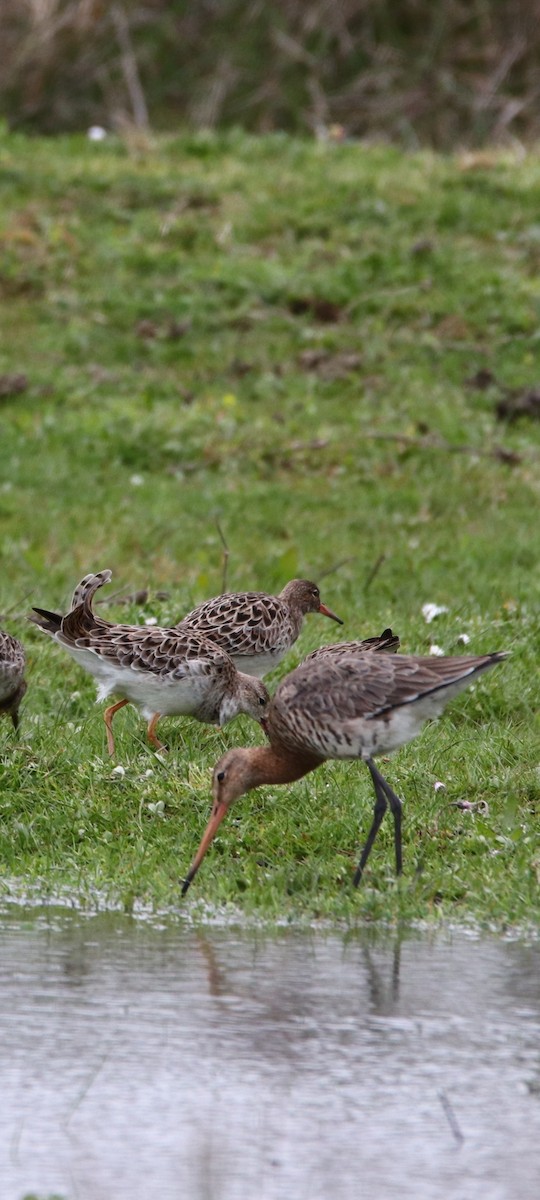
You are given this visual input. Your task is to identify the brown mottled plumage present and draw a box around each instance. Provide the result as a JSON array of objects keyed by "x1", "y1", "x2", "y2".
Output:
[
  {"x1": 182, "y1": 648, "x2": 507, "y2": 894},
  {"x1": 30, "y1": 570, "x2": 269, "y2": 756},
  {"x1": 303, "y1": 628, "x2": 400, "y2": 662},
  {"x1": 179, "y1": 579, "x2": 343, "y2": 677},
  {"x1": 0, "y1": 629, "x2": 27, "y2": 732}
]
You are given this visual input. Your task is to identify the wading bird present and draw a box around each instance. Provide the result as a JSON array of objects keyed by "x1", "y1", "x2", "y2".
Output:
[
  {"x1": 30, "y1": 571, "x2": 269, "y2": 755},
  {"x1": 181, "y1": 647, "x2": 506, "y2": 894},
  {"x1": 179, "y1": 579, "x2": 343, "y2": 677},
  {"x1": 0, "y1": 628, "x2": 27, "y2": 732}
]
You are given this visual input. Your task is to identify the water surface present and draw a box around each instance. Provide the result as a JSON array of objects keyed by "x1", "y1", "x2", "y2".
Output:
[{"x1": 0, "y1": 906, "x2": 539, "y2": 1200}]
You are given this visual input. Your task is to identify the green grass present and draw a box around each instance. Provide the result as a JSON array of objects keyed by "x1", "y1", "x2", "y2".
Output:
[{"x1": 0, "y1": 128, "x2": 538, "y2": 928}]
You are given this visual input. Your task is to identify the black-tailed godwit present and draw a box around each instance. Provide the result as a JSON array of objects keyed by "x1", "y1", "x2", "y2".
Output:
[{"x1": 181, "y1": 647, "x2": 506, "y2": 893}]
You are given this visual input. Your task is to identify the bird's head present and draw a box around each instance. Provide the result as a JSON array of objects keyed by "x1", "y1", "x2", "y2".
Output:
[
  {"x1": 280, "y1": 579, "x2": 343, "y2": 623},
  {"x1": 219, "y1": 674, "x2": 269, "y2": 726}
]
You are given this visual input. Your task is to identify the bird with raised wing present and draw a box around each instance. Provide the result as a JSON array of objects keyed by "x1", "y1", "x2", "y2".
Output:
[
  {"x1": 179, "y1": 579, "x2": 343, "y2": 677},
  {"x1": 181, "y1": 647, "x2": 506, "y2": 894},
  {"x1": 30, "y1": 570, "x2": 269, "y2": 756},
  {"x1": 0, "y1": 629, "x2": 27, "y2": 732}
]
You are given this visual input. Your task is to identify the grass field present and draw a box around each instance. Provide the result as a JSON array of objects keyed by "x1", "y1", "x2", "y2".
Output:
[{"x1": 0, "y1": 127, "x2": 538, "y2": 927}]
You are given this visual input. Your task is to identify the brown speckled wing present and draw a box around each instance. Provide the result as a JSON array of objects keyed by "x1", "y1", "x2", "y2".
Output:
[
  {"x1": 0, "y1": 630, "x2": 25, "y2": 687},
  {"x1": 0, "y1": 629, "x2": 26, "y2": 715},
  {"x1": 304, "y1": 629, "x2": 400, "y2": 662},
  {"x1": 180, "y1": 592, "x2": 297, "y2": 656},
  {"x1": 60, "y1": 605, "x2": 234, "y2": 681},
  {"x1": 0, "y1": 630, "x2": 25, "y2": 673},
  {"x1": 267, "y1": 652, "x2": 505, "y2": 756}
]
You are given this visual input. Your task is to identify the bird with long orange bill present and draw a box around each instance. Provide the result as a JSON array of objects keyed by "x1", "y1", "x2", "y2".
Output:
[{"x1": 181, "y1": 645, "x2": 506, "y2": 894}]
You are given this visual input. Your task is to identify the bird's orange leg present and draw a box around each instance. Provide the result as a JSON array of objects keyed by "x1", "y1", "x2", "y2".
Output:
[
  {"x1": 103, "y1": 698, "x2": 129, "y2": 757},
  {"x1": 147, "y1": 712, "x2": 167, "y2": 752}
]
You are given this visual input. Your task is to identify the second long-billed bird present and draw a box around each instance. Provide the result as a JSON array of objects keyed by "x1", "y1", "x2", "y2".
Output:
[{"x1": 181, "y1": 647, "x2": 507, "y2": 894}]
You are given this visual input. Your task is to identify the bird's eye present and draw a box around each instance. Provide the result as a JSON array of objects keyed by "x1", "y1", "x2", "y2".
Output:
[{"x1": 216, "y1": 770, "x2": 225, "y2": 783}]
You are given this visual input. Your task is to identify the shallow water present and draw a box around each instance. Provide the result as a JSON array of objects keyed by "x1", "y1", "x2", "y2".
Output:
[{"x1": 0, "y1": 907, "x2": 539, "y2": 1200}]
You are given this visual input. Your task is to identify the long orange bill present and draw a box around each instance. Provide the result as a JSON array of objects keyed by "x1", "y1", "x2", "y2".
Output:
[
  {"x1": 319, "y1": 602, "x2": 343, "y2": 625},
  {"x1": 181, "y1": 799, "x2": 230, "y2": 896}
]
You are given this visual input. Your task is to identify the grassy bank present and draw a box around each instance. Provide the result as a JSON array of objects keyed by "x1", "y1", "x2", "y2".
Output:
[
  {"x1": 5, "y1": 1, "x2": 540, "y2": 148},
  {"x1": 0, "y1": 128, "x2": 538, "y2": 926}
]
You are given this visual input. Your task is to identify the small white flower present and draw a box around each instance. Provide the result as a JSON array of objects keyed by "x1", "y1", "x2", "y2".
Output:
[
  {"x1": 147, "y1": 800, "x2": 165, "y2": 815},
  {"x1": 145, "y1": 769, "x2": 154, "y2": 778},
  {"x1": 457, "y1": 633, "x2": 471, "y2": 645},
  {"x1": 130, "y1": 474, "x2": 144, "y2": 487},
  {"x1": 422, "y1": 603, "x2": 449, "y2": 623},
  {"x1": 70, "y1": 691, "x2": 81, "y2": 700},
  {"x1": 88, "y1": 125, "x2": 107, "y2": 141},
  {"x1": 111, "y1": 764, "x2": 126, "y2": 777},
  {"x1": 429, "y1": 644, "x2": 445, "y2": 656},
  {"x1": 144, "y1": 617, "x2": 158, "y2": 626},
  {"x1": 434, "y1": 780, "x2": 446, "y2": 792}
]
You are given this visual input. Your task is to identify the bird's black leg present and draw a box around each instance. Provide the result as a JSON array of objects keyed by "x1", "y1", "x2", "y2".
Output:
[
  {"x1": 353, "y1": 768, "x2": 388, "y2": 886},
  {"x1": 367, "y1": 758, "x2": 403, "y2": 876}
]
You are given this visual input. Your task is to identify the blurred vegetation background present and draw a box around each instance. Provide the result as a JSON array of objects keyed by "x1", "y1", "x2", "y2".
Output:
[{"x1": 2, "y1": 0, "x2": 540, "y2": 148}]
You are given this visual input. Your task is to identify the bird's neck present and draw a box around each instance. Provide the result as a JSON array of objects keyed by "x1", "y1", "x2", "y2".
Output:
[
  {"x1": 243, "y1": 743, "x2": 321, "y2": 788},
  {"x1": 278, "y1": 583, "x2": 306, "y2": 629}
]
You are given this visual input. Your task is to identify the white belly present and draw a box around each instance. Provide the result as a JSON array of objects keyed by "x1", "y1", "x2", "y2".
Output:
[
  {"x1": 309, "y1": 692, "x2": 457, "y2": 762},
  {"x1": 62, "y1": 645, "x2": 214, "y2": 720},
  {"x1": 357, "y1": 686, "x2": 469, "y2": 759},
  {"x1": 363, "y1": 705, "x2": 433, "y2": 757},
  {"x1": 230, "y1": 650, "x2": 284, "y2": 678}
]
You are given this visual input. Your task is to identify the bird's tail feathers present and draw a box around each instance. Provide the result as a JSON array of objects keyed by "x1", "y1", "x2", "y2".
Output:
[
  {"x1": 29, "y1": 607, "x2": 63, "y2": 634},
  {"x1": 70, "y1": 569, "x2": 113, "y2": 612},
  {"x1": 367, "y1": 628, "x2": 400, "y2": 654}
]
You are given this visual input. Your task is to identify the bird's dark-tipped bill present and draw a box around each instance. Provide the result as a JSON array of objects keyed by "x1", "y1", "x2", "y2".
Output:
[
  {"x1": 319, "y1": 603, "x2": 343, "y2": 625},
  {"x1": 181, "y1": 798, "x2": 229, "y2": 896}
]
